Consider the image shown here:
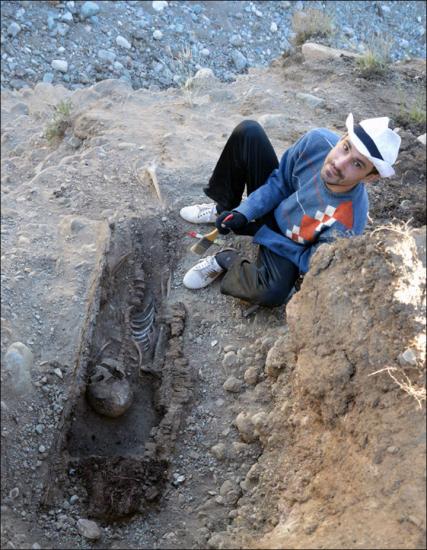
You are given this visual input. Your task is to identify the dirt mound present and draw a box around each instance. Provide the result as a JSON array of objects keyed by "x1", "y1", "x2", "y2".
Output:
[{"x1": 216, "y1": 225, "x2": 426, "y2": 549}]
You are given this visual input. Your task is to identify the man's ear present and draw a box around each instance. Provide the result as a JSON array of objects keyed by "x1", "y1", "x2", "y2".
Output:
[{"x1": 364, "y1": 172, "x2": 381, "y2": 183}]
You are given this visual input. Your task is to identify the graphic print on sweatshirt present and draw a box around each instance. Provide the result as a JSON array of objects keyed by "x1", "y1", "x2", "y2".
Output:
[{"x1": 285, "y1": 201, "x2": 354, "y2": 243}]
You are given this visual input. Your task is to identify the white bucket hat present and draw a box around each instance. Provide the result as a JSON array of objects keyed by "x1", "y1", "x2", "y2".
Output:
[{"x1": 345, "y1": 113, "x2": 401, "y2": 177}]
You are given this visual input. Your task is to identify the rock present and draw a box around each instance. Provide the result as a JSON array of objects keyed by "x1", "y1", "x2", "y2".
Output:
[
  {"x1": 4, "y1": 342, "x2": 34, "y2": 394},
  {"x1": 98, "y1": 49, "x2": 116, "y2": 63},
  {"x1": 223, "y1": 376, "x2": 242, "y2": 393},
  {"x1": 210, "y1": 442, "x2": 227, "y2": 460},
  {"x1": 69, "y1": 494, "x2": 79, "y2": 504},
  {"x1": 43, "y1": 72, "x2": 54, "y2": 83},
  {"x1": 296, "y1": 92, "x2": 325, "y2": 108},
  {"x1": 398, "y1": 348, "x2": 417, "y2": 366},
  {"x1": 56, "y1": 23, "x2": 70, "y2": 36},
  {"x1": 51, "y1": 60, "x2": 68, "y2": 73},
  {"x1": 62, "y1": 11, "x2": 74, "y2": 23},
  {"x1": 54, "y1": 367, "x2": 63, "y2": 379},
  {"x1": 230, "y1": 34, "x2": 243, "y2": 47},
  {"x1": 417, "y1": 133, "x2": 426, "y2": 145},
  {"x1": 153, "y1": 30, "x2": 163, "y2": 40},
  {"x1": 86, "y1": 364, "x2": 133, "y2": 418},
  {"x1": 185, "y1": 67, "x2": 217, "y2": 90},
  {"x1": 77, "y1": 518, "x2": 101, "y2": 540},
  {"x1": 152, "y1": 0, "x2": 168, "y2": 11},
  {"x1": 35, "y1": 424, "x2": 44, "y2": 434},
  {"x1": 257, "y1": 113, "x2": 288, "y2": 130},
  {"x1": 302, "y1": 42, "x2": 361, "y2": 61},
  {"x1": 31, "y1": 544, "x2": 42, "y2": 550},
  {"x1": 7, "y1": 22, "x2": 21, "y2": 37},
  {"x1": 244, "y1": 367, "x2": 259, "y2": 385},
  {"x1": 219, "y1": 480, "x2": 242, "y2": 505},
  {"x1": 116, "y1": 35, "x2": 131, "y2": 49},
  {"x1": 234, "y1": 411, "x2": 257, "y2": 443},
  {"x1": 231, "y1": 50, "x2": 247, "y2": 71},
  {"x1": 9, "y1": 78, "x2": 29, "y2": 90},
  {"x1": 222, "y1": 351, "x2": 238, "y2": 367},
  {"x1": 265, "y1": 336, "x2": 293, "y2": 377},
  {"x1": 251, "y1": 411, "x2": 269, "y2": 438},
  {"x1": 80, "y1": 2, "x2": 100, "y2": 19},
  {"x1": 270, "y1": 22, "x2": 278, "y2": 33},
  {"x1": 9, "y1": 487, "x2": 19, "y2": 499}
]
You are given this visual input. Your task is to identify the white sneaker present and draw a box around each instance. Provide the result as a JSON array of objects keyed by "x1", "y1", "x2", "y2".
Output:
[
  {"x1": 180, "y1": 203, "x2": 217, "y2": 224},
  {"x1": 183, "y1": 255, "x2": 224, "y2": 289}
]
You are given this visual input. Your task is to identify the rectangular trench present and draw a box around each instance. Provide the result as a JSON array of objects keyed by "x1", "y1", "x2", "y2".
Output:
[{"x1": 40, "y1": 216, "x2": 192, "y2": 521}]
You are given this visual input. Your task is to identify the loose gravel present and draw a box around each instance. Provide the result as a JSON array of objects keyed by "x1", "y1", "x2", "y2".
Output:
[{"x1": 1, "y1": 0, "x2": 426, "y2": 92}]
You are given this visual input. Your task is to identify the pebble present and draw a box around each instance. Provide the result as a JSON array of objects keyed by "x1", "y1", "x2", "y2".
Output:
[
  {"x1": 51, "y1": 60, "x2": 68, "y2": 73},
  {"x1": 80, "y1": 2, "x2": 100, "y2": 20},
  {"x1": 31, "y1": 544, "x2": 41, "y2": 550},
  {"x1": 98, "y1": 49, "x2": 116, "y2": 63},
  {"x1": 7, "y1": 22, "x2": 21, "y2": 37},
  {"x1": 35, "y1": 424, "x2": 44, "y2": 434},
  {"x1": 210, "y1": 442, "x2": 226, "y2": 460},
  {"x1": 152, "y1": 1, "x2": 168, "y2": 11},
  {"x1": 153, "y1": 30, "x2": 163, "y2": 40},
  {"x1": 244, "y1": 367, "x2": 259, "y2": 385},
  {"x1": 9, "y1": 487, "x2": 19, "y2": 499},
  {"x1": 222, "y1": 351, "x2": 238, "y2": 367},
  {"x1": 398, "y1": 348, "x2": 417, "y2": 366},
  {"x1": 270, "y1": 22, "x2": 278, "y2": 33},
  {"x1": 231, "y1": 50, "x2": 247, "y2": 71},
  {"x1": 234, "y1": 411, "x2": 257, "y2": 443},
  {"x1": 116, "y1": 35, "x2": 131, "y2": 49},
  {"x1": 38, "y1": 445, "x2": 46, "y2": 453},
  {"x1": 77, "y1": 518, "x2": 101, "y2": 540}
]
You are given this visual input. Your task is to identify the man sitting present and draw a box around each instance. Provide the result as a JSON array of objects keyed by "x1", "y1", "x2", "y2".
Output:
[{"x1": 180, "y1": 114, "x2": 401, "y2": 307}]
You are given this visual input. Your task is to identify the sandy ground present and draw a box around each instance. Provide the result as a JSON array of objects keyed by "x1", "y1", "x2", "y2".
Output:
[{"x1": 1, "y1": 44, "x2": 426, "y2": 549}]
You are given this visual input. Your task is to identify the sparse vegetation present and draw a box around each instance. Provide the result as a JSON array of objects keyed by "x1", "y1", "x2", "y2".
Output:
[
  {"x1": 395, "y1": 86, "x2": 426, "y2": 132},
  {"x1": 167, "y1": 44, "x2": 196, "y2": 106},
  {"x1": 356, "y1": 37, "x2": 392, "y2": 78},
  {"x1": 291, "y1": 8, "x2": 334, "y2": 46},
  {"x1": 44, "y1": 99, "x2": 73, "y2": 144}
]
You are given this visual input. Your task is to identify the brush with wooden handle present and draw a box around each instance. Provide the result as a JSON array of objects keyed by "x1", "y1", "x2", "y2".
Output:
[
  {"x1": 190, "y1": 228, "x2": 219, "y2": 255},
  {"x1": 190, "y1": 213, "x2": 235, "y2": 255}
]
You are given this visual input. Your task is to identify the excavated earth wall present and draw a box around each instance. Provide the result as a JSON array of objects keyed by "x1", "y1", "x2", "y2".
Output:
[{"x1": 216, "y1": 227, "x2": 426, "y2": 550}]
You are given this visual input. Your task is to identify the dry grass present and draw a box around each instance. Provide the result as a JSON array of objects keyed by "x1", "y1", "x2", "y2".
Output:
[
  {"x1": 44, "y1": 99, "x2": 73, "y2": 144},
  {"x1": 291, "y1": 8, "x2": 334, "y2": 46},
  {"x1": 356, "y1": 37, "x2": 392, "y2": 78}
]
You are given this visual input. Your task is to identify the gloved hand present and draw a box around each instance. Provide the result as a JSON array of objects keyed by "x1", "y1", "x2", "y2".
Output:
[{"x1": 215, "y1": 210, "x2": 248, "y2": 235}]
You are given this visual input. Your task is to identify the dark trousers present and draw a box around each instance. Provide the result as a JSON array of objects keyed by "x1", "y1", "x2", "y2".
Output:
[{"x1": 203, "y1": 120, "x2": 299, "y2": 307}]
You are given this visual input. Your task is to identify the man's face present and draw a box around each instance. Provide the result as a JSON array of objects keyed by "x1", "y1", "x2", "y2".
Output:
[{"x1": 321, "y1": 135, "x2": 379, "y2": 189}]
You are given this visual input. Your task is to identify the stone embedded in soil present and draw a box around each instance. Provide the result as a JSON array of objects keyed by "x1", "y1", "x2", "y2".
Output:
[
  {"x1": 244, "y1": 367, "x2": 259, "y2": 385},
  {"x1": 398, "y1": 348, "x2": 417, "y2": 366},
  {"x1": 223, "y1": 376, "x2": 242, "y2": 393},
  {"x1": 222, "y1": 351, "x2": 238, "y2": 368},
  {"x1": 77, "y1": 518, "x2": 101, "y2": 540},
  {"x1": 210, "y1": 443, "x2": 227, "y2": 461},
  {"x1": 234, "y1": 411, "x2": 257, "y2": 443}
]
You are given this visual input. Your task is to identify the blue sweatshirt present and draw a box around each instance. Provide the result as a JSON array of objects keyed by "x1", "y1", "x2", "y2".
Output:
[{"x1": 235, "y1": 128, "x2": 369, "y2": 273}]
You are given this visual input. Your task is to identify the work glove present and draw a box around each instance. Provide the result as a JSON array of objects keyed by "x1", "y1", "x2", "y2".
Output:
[{"x1": 215, "y1": 210, "x2": 248, "y2": 235}]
